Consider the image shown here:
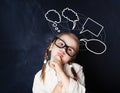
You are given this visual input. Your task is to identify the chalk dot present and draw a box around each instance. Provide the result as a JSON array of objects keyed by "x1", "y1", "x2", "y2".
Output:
[
  {"x1": 55, "y1": 27, "x2": 58, "y2": 30},
  {"x1": 52, "y1": 23, "x2": 57, "y2": 27},
  {"x1": 57, "y1": 30, "x2": 60, "y2": 32}
]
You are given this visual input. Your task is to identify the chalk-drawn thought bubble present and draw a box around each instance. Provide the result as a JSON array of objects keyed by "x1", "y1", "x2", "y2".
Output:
[
  {"x1": 45, "y1": 9, "x2": 61, "y2": 32},
  {"x1": 80, "y1": 38, "x2": 107, "y2": 54},
  {"x1": 62, "y1": 8, "x2": 79, "y2": 30},
  {"x1": 80, "y1": 17, "x2": 104, "y2": 37},
  {"x1": 44, "y1": 8, "x2": 107, "y2": 55}
]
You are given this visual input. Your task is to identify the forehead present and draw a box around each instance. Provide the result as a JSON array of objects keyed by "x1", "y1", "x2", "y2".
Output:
[{"x1": 59, "y1": 34, "x2": 79, "y2": 50}]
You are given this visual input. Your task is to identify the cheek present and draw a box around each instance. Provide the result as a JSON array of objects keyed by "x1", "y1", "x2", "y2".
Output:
[{"x1": 50, "y1": 46, "x2": 59, "y2": 57}]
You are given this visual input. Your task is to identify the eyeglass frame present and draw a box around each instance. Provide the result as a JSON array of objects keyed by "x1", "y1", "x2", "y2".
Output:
[{"x1": 54, "y1": 37, "x2": 79, "y2": 57}]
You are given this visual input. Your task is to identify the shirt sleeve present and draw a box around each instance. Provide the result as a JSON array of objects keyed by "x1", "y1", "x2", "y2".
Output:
[
  {"x1": 68, "y1": 64, "x2": 86, "y2": 93},
  {"x1": 32, "y1": 71, "x2": 47, "y2": 93}
]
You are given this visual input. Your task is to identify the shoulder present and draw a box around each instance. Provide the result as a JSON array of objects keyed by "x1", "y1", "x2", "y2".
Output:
[
  {"x1": 72, "y1": 63, "x2": 83, "y2": 73},
  {"x1": 34, "y1": 70, "x2": 42, "y2": 80},
  {"x1": 64, "y1": 63, "x2": 83, "y2": 73}
]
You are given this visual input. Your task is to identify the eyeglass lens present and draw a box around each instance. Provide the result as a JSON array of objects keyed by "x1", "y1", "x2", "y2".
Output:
[{"x1": 55, "y1": 37, "x2": 77, "y2": 57}]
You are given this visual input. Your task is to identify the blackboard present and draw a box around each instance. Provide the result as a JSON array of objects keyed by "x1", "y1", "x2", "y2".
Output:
[{"x1": 0, "y1": 0, "x2": 120, "y2": 93}]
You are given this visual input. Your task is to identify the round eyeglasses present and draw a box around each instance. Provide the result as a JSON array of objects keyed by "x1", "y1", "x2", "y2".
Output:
[{"x1": 54, "y1": 37, "x2": 78, "y2": 57}]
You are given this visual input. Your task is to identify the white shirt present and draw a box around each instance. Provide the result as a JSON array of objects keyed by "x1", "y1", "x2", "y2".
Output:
[{"x1": 32, "y1": 62, "x2": 86, "y2": 93}]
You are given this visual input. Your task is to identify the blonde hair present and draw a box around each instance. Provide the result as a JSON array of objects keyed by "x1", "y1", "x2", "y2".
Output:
[{"x1": 40, "y1": 32, "x2": 80, "y2": 82}]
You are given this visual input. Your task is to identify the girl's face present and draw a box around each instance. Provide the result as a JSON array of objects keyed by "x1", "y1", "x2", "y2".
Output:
[{"x1": 49, "y1": 34, "x2": 79, "y2": 64}]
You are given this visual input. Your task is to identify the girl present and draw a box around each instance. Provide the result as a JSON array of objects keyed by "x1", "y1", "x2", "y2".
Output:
[{"x1": 32, "y1": 32, "x2": 86, "y2": 93}]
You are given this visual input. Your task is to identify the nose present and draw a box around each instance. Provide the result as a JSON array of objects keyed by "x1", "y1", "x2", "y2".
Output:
[{"x1": 60, "y1": 47, "x2": 66, "y2": 54}]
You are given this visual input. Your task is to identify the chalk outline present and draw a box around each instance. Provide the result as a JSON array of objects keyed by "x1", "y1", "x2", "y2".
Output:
[
  {"x1": 80, "y1": 38, "x2": 107, "y2": 55},
  {"x1": 44, "y1": 8, "x2": 107, "y2": 55},
  {"x1": 45, "y1": 9, "x2": 61, "y2": 32},
  {"x1": 80, "y1": 17, "x2": 104, "y2": 37},
  {"x1": 45, "y1": 9, "x2": 61, "y2": 24},
  {"x1": 62, "y1": 7, "x2": 79, "y2": 30}
]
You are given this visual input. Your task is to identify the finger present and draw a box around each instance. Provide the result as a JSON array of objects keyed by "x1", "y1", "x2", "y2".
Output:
[
  {"x1": 51, "y1": 61, "x2": 55, "y2": 66},
  {"x1": 59, "y1": 56, "x2": 63, "y2": 63},
  {"x1": 51, "y1": 64, "x2": 55, "y2": 68},
  {"x1": 57, "y1": 56, "x2": 63, "y2": 65},
  {"x1": 50, "y1": 61, "x2": 57, "y2": 69}
]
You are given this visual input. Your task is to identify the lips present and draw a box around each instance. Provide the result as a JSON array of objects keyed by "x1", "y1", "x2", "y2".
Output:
[{"x1": 57, "y1": 52, "x2": 63, "y2": 57}]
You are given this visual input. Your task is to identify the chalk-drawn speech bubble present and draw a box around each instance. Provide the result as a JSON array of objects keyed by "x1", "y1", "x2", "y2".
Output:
[
  {"x1": 62, "y1": 8, "x2": 79, "y2": 30},
  {"x1": 80, "y1": 17, "x2": 104, "y2": 37},
  {"x1": 80, "y1": 38, "x2": 107, "y2": 55},
  {"x1": 45, "y1": 9, "x2": 61, "y2": 32}
]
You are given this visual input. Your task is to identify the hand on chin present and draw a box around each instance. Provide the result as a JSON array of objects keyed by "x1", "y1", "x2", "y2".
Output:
[{"x1": 50, "y1": 55, "x2": 64, "y2": 72}]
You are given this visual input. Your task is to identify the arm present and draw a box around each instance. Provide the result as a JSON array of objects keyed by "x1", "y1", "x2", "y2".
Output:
[
  {"x1": 57, "y1": 63, "x2": 85, "y2": 93},
  {"x1": 50, "y1": 56, "x2": 85, "y2": 93},
  {"x1": 50, "y1": 62, "x2": 85, "y2": 93}
]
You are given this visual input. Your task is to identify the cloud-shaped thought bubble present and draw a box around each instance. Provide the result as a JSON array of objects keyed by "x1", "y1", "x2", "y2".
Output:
[
  {"x1": 62, "y1": 8, "x2": 79, "y2": 30},
  {"x1": 45, "y1": 9, "x2": 61, "y2": 32}
]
